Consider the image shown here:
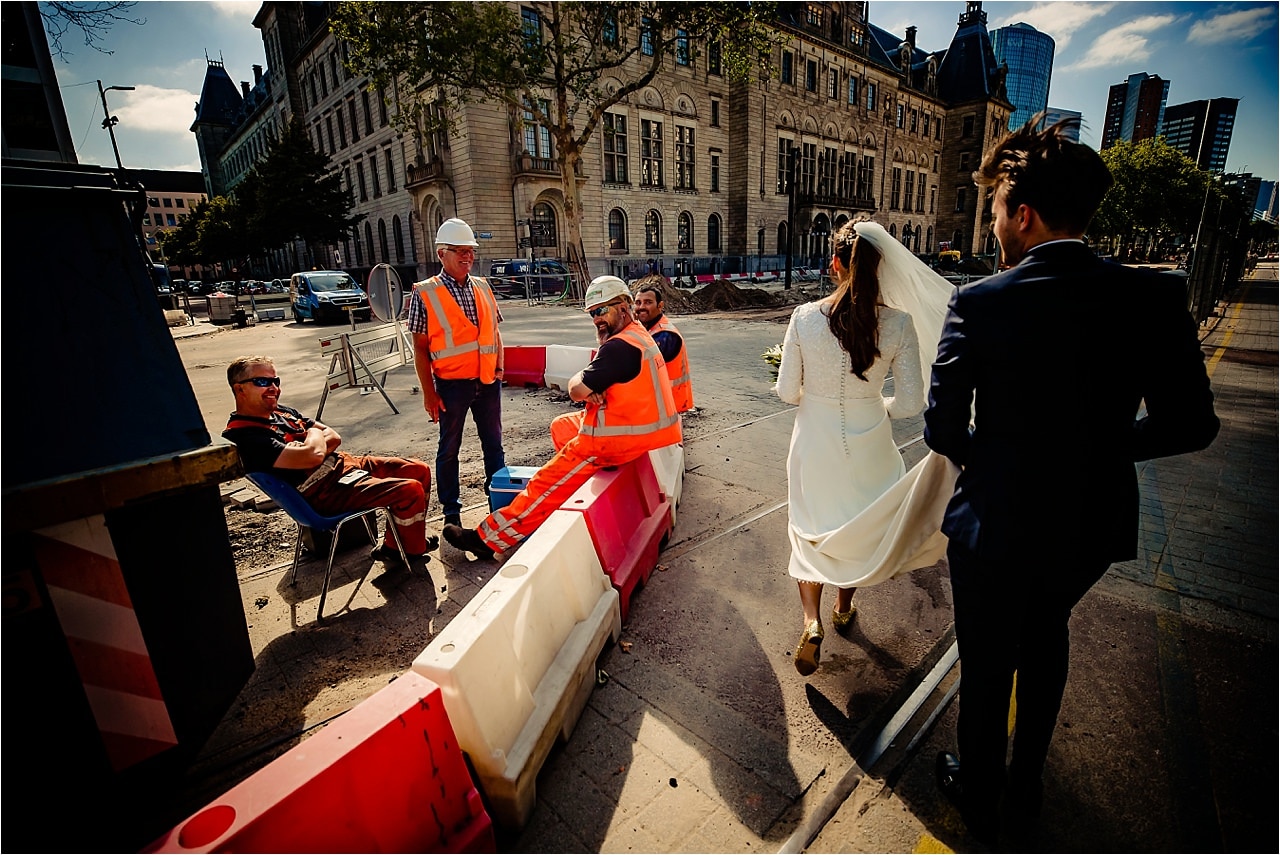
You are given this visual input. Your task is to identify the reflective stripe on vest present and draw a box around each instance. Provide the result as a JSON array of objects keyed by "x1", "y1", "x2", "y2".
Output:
[
  {"x1": 579, "y1": 322, "x2": 682, "y2": 441},
  {"x1": 415, "y1": 276, "x2": 499, "y2": 382},
  {"x1": 649, "y1": 314, "x2": 693, "y2": 412}
]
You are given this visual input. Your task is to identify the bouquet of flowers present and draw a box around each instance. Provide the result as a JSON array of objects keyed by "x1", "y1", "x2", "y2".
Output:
[{"x1": 762, "y1": 344, "x2": 783, "y2": 381}]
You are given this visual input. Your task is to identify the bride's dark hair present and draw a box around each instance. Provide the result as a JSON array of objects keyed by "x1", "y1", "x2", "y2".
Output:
[{"x1": 827, "y1": 221, "x2": 881, "y2": 380}]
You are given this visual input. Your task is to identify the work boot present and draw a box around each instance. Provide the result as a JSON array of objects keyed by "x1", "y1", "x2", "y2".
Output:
[{"x1": 443, "y1": 524, "x2": 495, "y2": 560}]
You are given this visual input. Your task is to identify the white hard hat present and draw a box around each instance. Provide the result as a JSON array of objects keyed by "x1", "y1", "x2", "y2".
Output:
[
  {"x1": 435, "y1": 217, "x2": 479, "y2": 247},
  {"x1": 583, "y1": 275, "x2": 631, "y2": 311}
]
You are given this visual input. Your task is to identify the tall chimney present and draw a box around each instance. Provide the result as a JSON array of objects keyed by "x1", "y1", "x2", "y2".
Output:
[
  {"x1": 906, "y1": 26, "x2": 917, "y2": 48},
  {"x1": 241, "y1": 81, "x2": 251, "y2": 98},
  {"x1": 253, "y1": 64, "x2": 262, "y2": 84}
]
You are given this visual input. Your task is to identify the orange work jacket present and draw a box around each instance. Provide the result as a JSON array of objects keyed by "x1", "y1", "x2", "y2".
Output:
[
  {"x1": 576, "y1": 320, "x2": 682, "y2": 462},
  {"x1": 648, "y1": 314, "x2": 694, "y2": 412},
  {"x1": 414, "y1": 276, "x2": 500, "y2": 383}
]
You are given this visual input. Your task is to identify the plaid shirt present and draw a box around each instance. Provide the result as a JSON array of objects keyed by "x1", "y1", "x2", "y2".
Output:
[{"x1": 407, "y1": 271, "x2": 501, "y2": 332}]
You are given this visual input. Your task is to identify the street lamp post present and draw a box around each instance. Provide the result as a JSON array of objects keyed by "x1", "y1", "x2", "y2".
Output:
[{"x1": 97, "y1": 80, "x2": 135, "y2": 170}]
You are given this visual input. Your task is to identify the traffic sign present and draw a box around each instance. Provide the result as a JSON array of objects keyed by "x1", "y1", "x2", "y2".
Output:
[
  {"x1": 518, "y1": 237, "x2": 532, "y2": 248},
  {"x1": 532, "y1": 223, "x2": 550, "y2": 237},
  {"x1": 477, "y1": 232, "x2": 492, "y2": 239}
]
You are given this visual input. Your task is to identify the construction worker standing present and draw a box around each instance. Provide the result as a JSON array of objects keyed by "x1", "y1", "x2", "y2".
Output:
[
  {"x1": 443, "y1": 275, "x2": 682, "y2": 559},
  {"x1": 633, "y1": 278, "x2": 694, "y2": 413},
  {"x1": 408, "y1": 218, "x2": 507, "y2": 527}
]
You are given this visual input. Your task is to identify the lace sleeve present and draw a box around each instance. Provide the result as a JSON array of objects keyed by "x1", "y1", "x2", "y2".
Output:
[
  {"x1": 884, "y1": 312, "x2": 924, "y2": 418},
  {"x1": 774, "y1": 307, "x2": 804, "y2": 404}
]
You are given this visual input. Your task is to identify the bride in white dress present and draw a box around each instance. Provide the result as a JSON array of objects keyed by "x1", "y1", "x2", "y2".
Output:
[{"x1": 775, "y1": 220, "x2": 959, "y2": 676}]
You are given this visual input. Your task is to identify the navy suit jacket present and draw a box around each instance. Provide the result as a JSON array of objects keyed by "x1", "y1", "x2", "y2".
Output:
[{"x1": 923, "y1": 241, "x2": 1219, "y2": 562}]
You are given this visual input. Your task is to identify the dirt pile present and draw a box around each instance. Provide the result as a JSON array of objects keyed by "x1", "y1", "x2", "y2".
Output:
[{"x1": 687, "y1": 280, "x2": 782, "y2": 313}]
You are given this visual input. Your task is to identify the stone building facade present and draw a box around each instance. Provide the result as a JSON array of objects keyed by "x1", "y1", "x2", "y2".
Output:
[{"x1": 193, "y1": 1, "x2": 1014, "y2": 286}]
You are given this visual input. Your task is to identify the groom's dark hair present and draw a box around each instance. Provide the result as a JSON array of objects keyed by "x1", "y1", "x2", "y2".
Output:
[{"x1": 973, "y1": 113, "x2": 1113, "y2": 235}]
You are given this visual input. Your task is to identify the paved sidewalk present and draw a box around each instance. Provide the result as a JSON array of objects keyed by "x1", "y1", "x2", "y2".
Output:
[{"x1": 517, "y1": 270, "x2": 1278, "y2": 853}]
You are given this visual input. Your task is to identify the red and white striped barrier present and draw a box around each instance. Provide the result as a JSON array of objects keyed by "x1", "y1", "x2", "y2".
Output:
[{"x1": 33, "y1": 515, "x2": 179, "y2": 772}]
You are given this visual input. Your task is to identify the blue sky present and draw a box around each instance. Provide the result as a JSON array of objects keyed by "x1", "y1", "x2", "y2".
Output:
[{"x1": 48, "y1": 1, "x2": 1279, "y2": 181}]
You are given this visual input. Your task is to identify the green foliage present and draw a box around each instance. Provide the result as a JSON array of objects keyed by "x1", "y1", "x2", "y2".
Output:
[
  {"x1": 242, "y1": 119, "x2": 363, "y2": 248},
  {"x1": 1094, "y1": 139, "x2": 1211, "y2": 246}
]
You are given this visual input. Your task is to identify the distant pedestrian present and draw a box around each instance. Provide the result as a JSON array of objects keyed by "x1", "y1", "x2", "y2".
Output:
[
  {"x1": 924, "y1": 116, "x2": 1220, "y2": 844},
  {"x1": 408, "y1": 217, "x2": 507, "y2": 527}
]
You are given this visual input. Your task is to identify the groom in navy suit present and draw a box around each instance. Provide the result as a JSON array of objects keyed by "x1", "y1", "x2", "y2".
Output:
[{"x1": 924, "y1": 116, "x2": 1219, "y2": 843}]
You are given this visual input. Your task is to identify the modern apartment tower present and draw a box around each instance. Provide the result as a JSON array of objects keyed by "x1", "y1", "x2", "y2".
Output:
[
  {"x1": 989, "y1": 22, "x2": 1054, "y2": 131},
  {"x1": 1101, "y1": 72, "x2": 1169, "y2": 148},
  {"x1": 1161, "y1": 98, "x2": 1239, "y2": 174}
]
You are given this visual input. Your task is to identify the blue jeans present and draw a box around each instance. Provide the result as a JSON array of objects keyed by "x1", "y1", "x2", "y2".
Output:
[{"x1": 434, "y1": 378, "x2": 506, "y2": 517}]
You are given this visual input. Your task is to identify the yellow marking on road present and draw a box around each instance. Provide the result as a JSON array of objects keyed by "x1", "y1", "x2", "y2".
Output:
[
  {"x1": 915, "y1": 833, "x2": 954, "y2": 852},
  {"x1": 1205, "y1": 287, "x2": 1248, "y2": 378}
]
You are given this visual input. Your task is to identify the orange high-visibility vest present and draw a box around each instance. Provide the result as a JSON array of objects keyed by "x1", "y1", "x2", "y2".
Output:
[
  {"x1": 414, "y1": 276, "x2": 500, "y2": 383},
  {"x1": 576, "y1": 320, "x2": 682, "y2": 461},
  {"x1": 648, "y1": 314, "x2": 693, "y2": 412}
]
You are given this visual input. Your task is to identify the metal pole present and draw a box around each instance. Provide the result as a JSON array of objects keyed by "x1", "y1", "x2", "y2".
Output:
[
  {"x1": 97, "y1": 80, "x2": 134, "y2": 170},
  {"x1": 785, "y1": 147, "x2": 798, "y2": 290}
]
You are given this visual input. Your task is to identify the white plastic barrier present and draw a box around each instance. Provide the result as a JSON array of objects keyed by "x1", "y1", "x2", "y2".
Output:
[
  {"x1": 544, "y1": 345, "x2": 595, "y2": 391},
  {"x1": 647, "y1": 443, "x2": 685, "y2": 527},
  {"x1": 412, "y1": 510, "x2": 621, "y2": 829}
]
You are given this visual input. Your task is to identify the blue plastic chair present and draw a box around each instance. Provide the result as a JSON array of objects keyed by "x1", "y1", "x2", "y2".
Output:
[{"x1": 245, "y1": 470, "x2": 408, "y2": 621}]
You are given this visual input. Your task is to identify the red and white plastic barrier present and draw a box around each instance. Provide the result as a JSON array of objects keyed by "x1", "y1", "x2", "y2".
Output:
[{"x1": 145, "y1": 671, "x2": 494, "y2": 853}]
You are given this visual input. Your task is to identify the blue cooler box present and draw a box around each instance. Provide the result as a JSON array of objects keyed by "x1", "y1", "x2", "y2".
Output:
[{"x1": 489, "y1": 465, "x2": 540, "y2": 512}]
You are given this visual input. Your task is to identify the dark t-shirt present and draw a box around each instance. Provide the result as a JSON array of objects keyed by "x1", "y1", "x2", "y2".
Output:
[
  {"x1": 649, "y1": 328, "x2": 682, "y2": 364},
  {"x1": 580, "y1": 336, "x2": 642, "y2": 393},
  {"x1": 222, "y1": 404, "x2": 313, "y2": 487}
]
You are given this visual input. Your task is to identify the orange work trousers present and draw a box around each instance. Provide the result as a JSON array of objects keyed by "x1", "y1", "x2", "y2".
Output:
[{"x1": 478, "y1": 412, "x2": 612, "y2": 552}]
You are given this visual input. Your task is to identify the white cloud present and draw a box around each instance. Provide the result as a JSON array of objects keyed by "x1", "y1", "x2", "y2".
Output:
[
  {"x1": 992, "y1": 2, "x2": 1114, "y2": 51},
  {"x1": 113, "y1": 84, "x2": 200, "y2": 134},
  {"x1": 1060, "y1": 13, "x2": 1181, "y2": 71},
  {"x1": 1188, "y1": 6, "x2": 1277, "y2": 44},
  {"x1": 209, "y1": 0, "x2": 260, "y2": 21}
]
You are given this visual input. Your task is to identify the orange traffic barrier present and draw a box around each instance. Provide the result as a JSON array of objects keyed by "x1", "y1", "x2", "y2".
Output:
[{"x1": 144, "y1": 672, "x2": 494, "y2": 853}]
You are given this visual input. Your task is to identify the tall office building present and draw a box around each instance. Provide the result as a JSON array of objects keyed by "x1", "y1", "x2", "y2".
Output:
[
  {"x1": 1161, "y1": 98, "x2": 1239, "y2": 174},
  {"x1": 989, "y1": 22, "x2": 1054, "y2": 131},
  {"x1": 1041, "y1": 106, "x2": 1082, "y2": 141},
  {"x1": 1101, "y1": 72, "x2": 1169, "y2": 148}
]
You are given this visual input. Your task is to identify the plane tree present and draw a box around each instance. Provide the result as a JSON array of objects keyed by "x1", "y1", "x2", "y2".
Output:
[{"x1": 332, "y1": 1, "x2": 780, "y2": 291}]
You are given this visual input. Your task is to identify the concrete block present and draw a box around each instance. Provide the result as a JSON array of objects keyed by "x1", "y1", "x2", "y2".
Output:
[
  {"x1": 412, "y1": 511, "x2": 620, "y2": 830},
  {"x1": 647, "y1": 443, "x2": 685, "y2": 527},
  {"x1": 503, "y1": 345, "x2": 547, "y2": 388}
]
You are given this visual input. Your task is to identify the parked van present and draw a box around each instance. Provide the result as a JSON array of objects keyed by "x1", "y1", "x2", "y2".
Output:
[{"x1": 290, "y1": 270, "x2": 371, "y2": 323}]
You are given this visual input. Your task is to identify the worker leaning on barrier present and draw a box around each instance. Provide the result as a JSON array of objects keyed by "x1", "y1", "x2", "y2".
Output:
[
  {"x1": 408, "y1": 217, "x2": 508, "y2": 528},
  {"x1": 443, "y1": 275, "x2": 682, "y2": 559}
]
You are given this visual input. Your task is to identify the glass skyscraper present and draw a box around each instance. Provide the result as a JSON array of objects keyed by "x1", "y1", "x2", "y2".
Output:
[{"x1": 990, "y1": 22, "x2": 1055, "y2": 131}]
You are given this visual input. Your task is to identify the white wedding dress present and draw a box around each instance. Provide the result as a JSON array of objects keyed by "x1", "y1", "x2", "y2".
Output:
[{"x1": 775, "y1": 222, "x2": 959, "y2": 588}]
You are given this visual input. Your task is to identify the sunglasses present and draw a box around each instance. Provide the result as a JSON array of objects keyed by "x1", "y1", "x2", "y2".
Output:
[
  {"x1": 588, "y1": 303, "x2": 615, "y2": 318},
  {"x1": 238, "y1": 376, "x2": 281, "y2": 388},
  {"x1": 443, "y1": 248, "x2": 476, "y2": 257}
]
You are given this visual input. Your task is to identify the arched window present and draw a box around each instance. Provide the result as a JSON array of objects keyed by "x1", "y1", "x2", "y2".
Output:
[
  {"x1": 378, "y1": 219, "x2": 390, "y2": 263},
  {"x1": 608, "y1": 208, "x2": 627, "y2": 251},
  {"x1": 393, "y1": 215, "x2": 405, "y2": 263},
  {"x1": 533, "y1": 202, "x2": 557, "y2": 248},
  {"x1": 645, "y1": 210, "x2": 662, "y2": 250},
  {"x1": 901, "y1": 223, "x2": 913, "y2": 246},
  {"x1": 926, "y1": 226, "x2": 934, "y2": 253},
  {"x1": 677, "y1": 212, "x2": 693, "y2": 251},
  {"x1": 777, "y1": 222, "x2": 788, "y2": 255},
  {"x1": 353, "y1": 231, "x2": 363, "y2": 266},
  {"x1": 707, "y1": 214, "x2": 722, "y2": 253},
  {"x1": 889, "y1": 223, "x2": 897, "y2": 238},
  {"x1": 365, "y1": 222, "x2": 375, "y2": 263}
]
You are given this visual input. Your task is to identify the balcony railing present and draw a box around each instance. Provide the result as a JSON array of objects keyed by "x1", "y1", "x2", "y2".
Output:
[
  {"x1": 405, "y1": 157, "x2": 448, "y2": 188},
  {"x1": 795, "y1": 190, "x2": 876, "y2": 211},
  {"x1": 513, "y1": 154, "x2": 583, "y2": 178}
]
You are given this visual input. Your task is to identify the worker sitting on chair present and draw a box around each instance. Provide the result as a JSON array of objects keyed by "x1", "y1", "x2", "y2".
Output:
[
  {"x1": 443, "y1": 276, "x2": 682, "y2": 559},
  {"x1": 223, "y1": 355, "x2": 437, "y2": 572}
]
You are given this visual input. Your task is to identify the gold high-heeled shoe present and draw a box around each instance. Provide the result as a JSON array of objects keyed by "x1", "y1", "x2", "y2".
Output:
[
  {"x1": 832, "y1": 604, "x2": 857, "y2": 637},
  {"x1": 794, "y1": 618, "x2": 824, "y2": 676}
]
